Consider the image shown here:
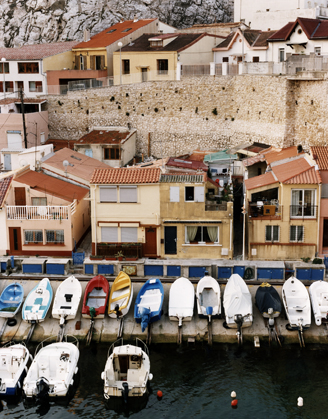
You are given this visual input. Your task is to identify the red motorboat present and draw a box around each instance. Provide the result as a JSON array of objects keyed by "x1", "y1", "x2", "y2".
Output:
[{"x1": 82, "y1": 275, "x2": 110, "y2": 319}]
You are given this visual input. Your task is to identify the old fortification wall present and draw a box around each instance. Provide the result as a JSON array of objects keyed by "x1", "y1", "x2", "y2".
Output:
[{"x1": 46, "y1": 75, "x2": 328, "y2": 157}]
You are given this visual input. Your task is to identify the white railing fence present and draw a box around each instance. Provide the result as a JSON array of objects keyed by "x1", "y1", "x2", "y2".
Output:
[{"x1": 6, "y1": 205, "x2": 69, "y2": 220}]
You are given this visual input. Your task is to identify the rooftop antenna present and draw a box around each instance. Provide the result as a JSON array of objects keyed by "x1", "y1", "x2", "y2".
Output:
[{"x1": 63, "y1": 160, "x2": 69, "y2": 177}]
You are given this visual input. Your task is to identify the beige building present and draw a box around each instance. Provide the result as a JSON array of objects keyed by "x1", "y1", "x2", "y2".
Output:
[
  {"x1": 113, "y1": 33, "x2": 225, "y2": 85},
  {"x1": 90, "y1": 168, "x2": 161, "y2": 258},
  {"x1": 245, "y1": 154, "x2": 321, "y2": 260},
  {"x1": 160, "y1": 173, "x2": 234, "y2": 259}
]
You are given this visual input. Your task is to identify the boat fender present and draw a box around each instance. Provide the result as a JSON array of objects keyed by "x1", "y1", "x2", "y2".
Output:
[
  {"x1": 206, "y1": 306, "x2": 213, "y2": 316},
  {"x1": 231, "y1": 391, "x2": 236, "y2": 398},
  {"x1": 17, "y1": 381, "x2": 21, "y2": 388},
  {"x1": 75, "y1": 367, "x2": 78, "y2": 375},
  {"x1": 157, "y1": 390, "x2": 163, "y2": 398},
  {"x1": 231, "y1": 399, "x2": 238, "y2": 408},
  {"x1": 121, "y1": 382, "x2": 129, "y2": 404},
  {"x1": 104, "y1": 393, "x2": 110, "y2": 400},
  {"x1": 70, "y1": 379, "x2": 74, "y2": 386},
  {"x1": 268, "y1": 318, "x2": 274, "y2": 328},
  {"x1": 7, "y1": 319, "x2": 17, "y2": 327},
  {"x1": 149, "y1": 373, "x2": 153, "y2": 381},
  {"x1": 101, "y1": 371, "x2": 105, "y2": 380},
  {"x1": 89, "y1": 307, "x2": 96, "y2": 319},
  {"x1": 297, "y1": 397, "x2": 303, "y2": 407}
]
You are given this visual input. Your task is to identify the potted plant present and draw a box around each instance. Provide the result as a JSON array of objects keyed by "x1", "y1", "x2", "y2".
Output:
[{"x1": 115, "y1": 250, "x2": 124, "y2": 261}]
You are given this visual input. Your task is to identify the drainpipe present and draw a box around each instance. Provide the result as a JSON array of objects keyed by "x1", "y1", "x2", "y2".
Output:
[
  {"x1": 230, "y1": 218, "x2": 232, "y2": 252},
  {"x1": 317, "y1": 183, "x2": 321, "y2": 256},
  {"x1": 93, "y1": 186, "x2": 97, "y2": 254},
  {"x1": 242, "y1": 193, "x2": 246, "y2": 260}
]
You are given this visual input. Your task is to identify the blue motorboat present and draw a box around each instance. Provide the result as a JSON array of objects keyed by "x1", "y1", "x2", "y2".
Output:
[
  {"x1": 0, "y1": 283, "x2": 24, "y2": 319},
  {"x1": 134, "y1": 278, "x2": 164, "y2": 332},
  {"x1": 22, "y1": 278, "x2": 53, "y2": 323}
]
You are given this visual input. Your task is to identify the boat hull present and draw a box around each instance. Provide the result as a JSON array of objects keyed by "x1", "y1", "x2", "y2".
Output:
[
  {"x1": 108, "y1": 271, "x2": 133, "y2": 319},
  {"x1": 255, "y1": 283, "x2": 282, "y2": 319},
  {"x1": 22, "y1": 278, "x2": 53, "y2": 323},
  {"x1": 196, "y1": 275, "x2": 221, "y2": 319},
  {"x1": 52, "y1": 275, "x2": 82, "y2": 321},
  {"x1": 169, "y1": 277, "x2": 195, "y2": 323},
  {"x1": 82, "y1": 275, "x2": 109, "y2": 319},
  {"x1": 0, "y1": 283, "x2": 24, "y2": 319},
  {"x1": 309, "y1": 280, "x2": 328, "y2": 326},
  {"x1": 282, "y1": 276, "x2": 311, "y2": 330}
]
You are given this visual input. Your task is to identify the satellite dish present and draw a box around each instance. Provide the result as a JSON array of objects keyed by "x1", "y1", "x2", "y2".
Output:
[
  {"x1": 63, "y1": 160, "x2": 69, "y2": 168},
  {"x1": 19, "y1": 159, "x2": 28, "y2": 167}
]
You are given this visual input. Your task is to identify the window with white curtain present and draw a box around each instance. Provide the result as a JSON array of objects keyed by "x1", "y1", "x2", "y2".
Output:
[
  {"x1": 291, "y1": 189, "x2": 315, "y2": 217},
  {"x1": 185, "y1": 226, "x2": 219, "y2": 243},
  {"x1": 46, "y1": 230, "x2": 64, "y2": 243},
  {"x1": 24, "y1": 230, "x2": 43, "y2": 244},
  {"x1": 265, "y1": 225, "x2": 279, "y2": 242},
  {"x1": 101, "y1": 227, "x2": 118, "y2": 242},
  {"x1": 100, "y1": 186, "x2": 117, "y2": 202},
  {"x1": 119, "y1": 186, "x2": 137, "y2": 202},
  {"x1": 290, "y1": 225, "x2": 304, "y2": 242},
  {"x1": 121, "y1": 227, "x2": 138, "y2": 242}
]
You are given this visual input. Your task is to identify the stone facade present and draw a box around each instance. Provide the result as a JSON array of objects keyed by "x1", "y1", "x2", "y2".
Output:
[{"x1": 46, "y1": 75, "x2": 328, "y2": 157}]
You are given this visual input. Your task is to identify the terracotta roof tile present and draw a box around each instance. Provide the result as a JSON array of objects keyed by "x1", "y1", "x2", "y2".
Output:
[
  {"x1": 253, "y1": 31, "x2": 277, "y2": 47},
  {"x1": 272, "y1": 158, "x2": 311, "y2": 182},
  {"x1": 284, "y1": 167, "x2": 322, "y2": 184},
  {"x1": 73, "y1": 19, "x2": 157, "y2": 49},
  {"x1": 268, "y1": 22, "x2": 295, "y2": 41},
  {"x1": 311, "y1": 146, "x2": 328, "y2": 170},
  {"x1": 76, "y1": 129, "x2": 133, "y2": 145},
  {"x1": 91, "y1": 168, "x2": 161, "y2": 184},
  {"x1": 45, "y1": 139, "x2": 75, "y2": 151},
  {"x1": 268, "y1": 18, "x2": 328, "y2": 41},
  {"x1": 166, "y1": 157, "x2": 208, "y2": 172},
  {"x1": 15, "y1": 170, "x2": 88, "y2": 202},
  {"x1": 214, "y1": 32, "x2": 235, "y2": 48},
  {"x1": 245, "y1": 172, "x2": 277, "y2": 190},
  {"x1": 0, "y1": 41, "x2": 79, "y2": 60},
  {"x1": 263, "y1": 146, "x2": 302, "y2": 164},
  {"x1": 0, "y1": 176, "x2": 13, "y2": 207}
]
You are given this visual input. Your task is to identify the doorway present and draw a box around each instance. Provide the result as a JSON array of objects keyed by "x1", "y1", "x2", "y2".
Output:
[
  {"x1": 9, "y1": 227, "x2": 22, "y2": 254},
  {"x1": 141, "y1": 68, "x2": 148, "y2": 82},
  {"x1": 323, "y1": 219, "x2": 328, "y2": 248},
  {"x1": 164, "y1": 226, "x2": 177, "y2": 255},
  {"x1": 144, "y1": 227, "x2": 157, "y2": 257}
]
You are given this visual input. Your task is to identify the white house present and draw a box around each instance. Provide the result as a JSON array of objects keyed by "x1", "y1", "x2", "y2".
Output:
[
  {"x1": 235, "y1": 0, "x2": 328, "y2": 31},
  {"x1": 0, "y1": 144, "x2": 53, "y2": 172}
]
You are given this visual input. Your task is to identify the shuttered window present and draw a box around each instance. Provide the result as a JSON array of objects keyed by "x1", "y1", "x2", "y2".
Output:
[
  {"x1": 290, "y1": 226, "x2": 304, "y2": 242},
  {"x1": 101, "y1": 227, "x2": 118, "y2": 242},
  {"x1": 121, "y1": 227, "x2": 138, "y2": 242},
  {"x1": 170, "y1": 186, "x2": 180, "y2": 202},
  {"x1": 99, "y1": 186, "x2": 117, "y2": 202},
  {"x1": 194, "y1": 186, "x2": 204, "y2": 202},
  {"x1": 119, "y1": 186, "x2": 137, "y2": 203}
]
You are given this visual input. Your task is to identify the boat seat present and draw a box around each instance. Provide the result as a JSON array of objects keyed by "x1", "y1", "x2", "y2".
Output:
[
  {"x1": 38, "y1": 356, "x2": 50, "y2": 379},
  {"x1": 34, "y1": 298, "x2": 43, "y2": 305},
  {"x1": 60, "y1": 306, "x2": 72, "y2": 310},
  {"x1": 127, "y1": 368, "x2": 143, "y2": 385},
  {"x1": 65, "y1": 294, "x2": 73, "y2": 302}
]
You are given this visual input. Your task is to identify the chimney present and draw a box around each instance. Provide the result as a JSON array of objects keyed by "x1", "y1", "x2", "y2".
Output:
[
  {"x1": 133, "y1": 15, "x2": 138, "y2": 22},
  {"x1": 83, "y1": 29, "x2": 90, "y2": 42},
  {"x1": 297, "y1": 144, "x2": 303, "y2": 154}
]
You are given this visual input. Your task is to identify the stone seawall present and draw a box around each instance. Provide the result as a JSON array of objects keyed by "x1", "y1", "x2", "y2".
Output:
[{"x1": 46, "y1": 75, "x2": 328, "y2": 157}]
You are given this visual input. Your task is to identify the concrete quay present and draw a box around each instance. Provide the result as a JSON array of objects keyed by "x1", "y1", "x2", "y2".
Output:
[{"x1": 0, "y1": 277, "x2": 327, "y2": 346}]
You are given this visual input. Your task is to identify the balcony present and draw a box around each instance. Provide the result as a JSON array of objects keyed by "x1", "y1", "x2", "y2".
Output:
[
  {"x1": 7, "y1": 202, "x2": 76, "y2": 220},
  {"x1": 205, "y1": 202, "x2": 228, "y2": 211},
  {"x1": 248, "y1": 202, "x2": 282, "y2": 219},
  {"x1": 290, "y1": 205, "x2": 317, "y2": 219},
  {"x1": 96, "y1": 242, "x2": 142, "y2": 259}
]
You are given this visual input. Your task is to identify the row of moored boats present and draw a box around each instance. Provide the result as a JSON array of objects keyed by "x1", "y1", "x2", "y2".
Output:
[{"x1": 0, "y1": 272, "x2": 327, "y2": 404}]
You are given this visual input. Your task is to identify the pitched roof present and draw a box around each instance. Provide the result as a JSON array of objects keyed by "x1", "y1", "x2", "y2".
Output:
[
  {"x1": 0, "y1": 176, "x2": 13, "y2": 207},
  {"x1": 0, "y1": 41, "x2": 79, "y2": 60},
  {"x1": 204, "y1": 150, "x2": 237, "y2": 163},
  {"x1": 14, "y1": 170, "x2": 88, "y2": 201},
  {"x1": 310, "y1": 146, "x2": 328, "y2": 170},
  {"x1": 120, "y1": 33, "x2": 214, "y2": 53},
  {"x1": 214, "y1": 30, "x2": 276, "y2": 50},
  {"x1": 268, "y1": 18, "x2": 328, "y2": 42},
  {"x1": 73, "y1": 19, "x2": 157, "y2": 49},
  {"x1": 166, "y1": 157, "x2": 208, "y2": 172},
  {"x1": 263, "y1": 146, "x2": 303, "y2": 164},
  {"x1": 160, "y1": 173, "x2": 206, "y2": 183},
  {"x1": 42, "y1": 147, "x2": 108, "y2": 182},
  {"x1": 91, "y1": 168, "x2": 161, "y2": 184},
  {"x1": 284, "y1": 166, "x2": 322, "y2": 184},
  {"x1": 245, "y1": 172, "x2": 278, "y2": 190},
  {"x1": 45, "y1": 139, "x2": 75, "y2": 152},
  {"x1": 272, "y1": 158, "x2": 311, "y2": 183},
  {"x1": 76, "y1": 129, "x2": 134, "y2": 145}
]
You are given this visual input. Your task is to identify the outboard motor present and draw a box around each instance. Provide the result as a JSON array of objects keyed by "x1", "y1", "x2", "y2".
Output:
[
  {"x1": 139, "y1": 306, "x2": 151, "y2": 332},
  {"x1": 234, "y1": 314, "x2": 244, "y2": 344},
  {"x1": 115, "y1": 304, "x2": 122, "y2": 318},
  {"x1": 121, "y1": 382, "x2": 129, "y2": 404},
  {"x1": 268, "y1": 308, "x2": 274, "y2": 329},
  {"x1": 36, "y1": 377, "x2": 50, "y2": 403}
]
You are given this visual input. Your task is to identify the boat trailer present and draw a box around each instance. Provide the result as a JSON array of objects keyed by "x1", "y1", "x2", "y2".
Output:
[
  {"x1": 85, "y1": 307, "x2": 96, "y2": 346},
  {"x1": 146, "y1": 323, "x2": 152, "y2": 346},
  {"x1": 234, "y1": 314, "x2": 244, "y2": 345},
  {"x1": 57, "y1": 315, "x2": 68, "y2": 342},
  {"x1": 298, "y1": 323, "x2": 305, "y2": 348},
  {"x1": 25, "y1": 320, "x2": 37, "y2": 345},
  {"x1": 266, "y1": 309, "x2": 282, "y2": 347}
]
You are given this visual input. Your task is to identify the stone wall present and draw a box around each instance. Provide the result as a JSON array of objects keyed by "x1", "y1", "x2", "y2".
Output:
[{"x1": 46, "y1": 75, "x2": 328, "y2": 158}]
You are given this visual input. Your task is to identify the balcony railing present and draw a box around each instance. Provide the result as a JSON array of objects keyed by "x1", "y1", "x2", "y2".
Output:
[
  {"x1": 7, "y1": 205, "x2": 70, "y2": 220},
  {"x1": 96, "y1": 242, "x2": 142, "y2": 259},
  {"x1": 205, "y1": 202, "x2": 228, "y2": 211},
  {"x1": 290, "y1": 205, "x2": 317, "y2": 218}
]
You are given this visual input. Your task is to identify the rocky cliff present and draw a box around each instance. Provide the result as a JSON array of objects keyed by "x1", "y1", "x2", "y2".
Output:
[{"x1": 0, "y1": 0, "x2": 233, "y2": 47}]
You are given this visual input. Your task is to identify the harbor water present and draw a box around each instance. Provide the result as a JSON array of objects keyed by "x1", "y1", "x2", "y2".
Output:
[{"x1": 1, "y1": 342, "x2": 328, "y2": 419}]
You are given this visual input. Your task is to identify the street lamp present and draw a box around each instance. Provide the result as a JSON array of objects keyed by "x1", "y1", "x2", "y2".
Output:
[
  {"x1": 118, "y1": 41, "x2": 123, "y2": 85},
  {"x1": 1, "y1": 57, "x2": 6, "y2": 99}
]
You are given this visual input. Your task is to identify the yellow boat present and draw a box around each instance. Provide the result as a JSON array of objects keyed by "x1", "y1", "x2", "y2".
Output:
[{"x1": 108, "y1": 271, "x2": 133, "y2": 318}]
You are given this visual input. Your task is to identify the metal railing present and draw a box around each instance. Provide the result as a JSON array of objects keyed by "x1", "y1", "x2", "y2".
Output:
[
  {"x1": 248, "y1": 203, "x2": 283, "y2": 219},
  {"x1": 6, "y1": 205, "x2": 70, "y2": 220},
  {"x1": 205, "y1": 202, "x2": 228, "y2": 211},
  {"x1": 290, "y1": 205, "x2": 317, "y2": 218},
  {"x1": 181, "y1": 65, "x2": 210, "y2": 77}
]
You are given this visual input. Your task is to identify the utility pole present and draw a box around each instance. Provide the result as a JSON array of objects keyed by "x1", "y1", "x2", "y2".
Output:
[{"x1": 20, "y1": 87, "x2": 27, "y2": 148}]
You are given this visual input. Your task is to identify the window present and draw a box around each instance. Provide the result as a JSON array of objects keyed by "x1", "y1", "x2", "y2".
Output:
[
  {"x1": 122, "y1": 28, "x2": 132, "y2": 32},
  {"x1": 0, "y1": 81, "x2": 13, "y2": 93},
  {"x1": 290, "y1": 225, "x2": 304, "y2": 242},
  {"x1": 29, "y1": 81, "x2": 42, "y2": 92},
  {"x1": 25, "y1": 230, "x2": 43, "y2": 244},
  {"x1": 80, "y1": 55, "x2": 84, "y2": 70},
  {"x1": 265, "y1": 225, "x2": 279, "y2": 242},
  {"x1": 106, "y1": 29, "x2": 116, "y2": 34},
  {"x1": 18, "y1": 62, "x2": 39, "y2": 73},
  {"x1": 185, "y1": 186, "x2": 204, "y2": 202},
  {"x1": 279, "y1": 48, "x2": 285, "y2": 62},
  {"x1": 252, "y1": 56, "x2": 260, "y2": 62},
  {"x1": 0, "y1": 62, "x2": 9, "y2": 73},
  {"x1": 17, "y1": 81, "x2": 23, "y2": 90},
  {"x1": 101, "y1": 227, "x2": 118, "y2": 242},
  {"x1": 237, "y1": 56, "x2": 242, "y2": 62},
  {"x1": 222, "y1": 57, "x2": 229, "y2": 63},
  {"x1": 46, "y1": 230, "x2": 64, "y2": 244},
  {"x1": 31, "y1": 197, "x2": 47, "y2": 206},
  {"x1": 170, "y1": 186, "x2": 180, "y2": 202},
  {"x1": 185, "y1": 226, "x2": 219, "y2": 244},
  {"x1": 104, "y1": 147, "x2": 120, "y2": 160},
  {"x1": 123, "y1": 60, "x2": 130, "y2": 75},
  {"x1": 315, "y1": 47, "x2": 321, "y2": 56},
  {"x1": 121, "y1": 227, "x2": 138, "y2": 242},
  {"x1": 119, "y1": 186, "x2": 137, "y2": 203},
  {"x1": 100, "y1": 186, "x2": 117, "y2": 202},
  {"x1": 150, "y1": 40, "x2": 163, "y2": 47},
  {"x1": 157, "y1": 59, "x2": 168, "y2": 75},
  {"x1": 85, "y1": 148, "x2": 93, "y2": 157},
  {"x1": 291, "y1": 189, "x2": 316, "y2": 217},
  {"x1": 92, "y1": 55, "x2": 105, "y2": 70}
]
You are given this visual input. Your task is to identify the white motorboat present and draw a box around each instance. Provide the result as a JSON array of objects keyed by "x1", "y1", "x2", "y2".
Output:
[
  {"x1": 223, "y1": 274, "x2": 253, "y2": 329},
  {"x1": 196, "y1": 273, "x2": 221, "y2": 322},
  {"x1": 101, "y1": 338, "x2": 152, "y2": 403},
  {"x1": 0, "y1": 343, "x2": 31, "y2": 397},
  {"x1": 22, "y1": 278, "x2": 53, "y2": 323},
  {"x1": 52, "y1": 275, "x2": 82, "y2": 325},
  {"x1": 309, "y1": 280, "x2": 328, "y2": 326},
  {"x1": 169, "y1": 277, "x2": 195, "y2": 326},
  {"x1": 282, "y1": 276, "x2": 311, "y2": 330},
  {"x1": 23, "y1": 337, "x2": 79, "y2": 402}
]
